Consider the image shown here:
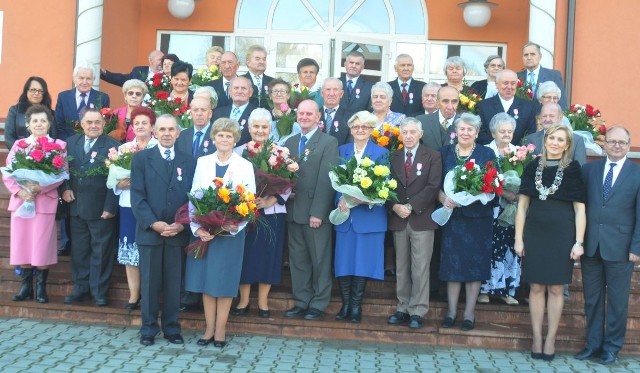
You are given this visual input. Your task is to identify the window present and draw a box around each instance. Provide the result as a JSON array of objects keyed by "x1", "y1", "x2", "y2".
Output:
[
  {"x1": 430, "y1": 42, "x2": 506, "y2": 84},
  {"x1": 158, "y1": 32, "x2": 229, "y2": 68}
]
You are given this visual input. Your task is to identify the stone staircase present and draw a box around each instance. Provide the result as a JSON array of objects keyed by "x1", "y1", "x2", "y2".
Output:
[{"x1": 0, "y1": 184, "x2": 639, "y2": 354}]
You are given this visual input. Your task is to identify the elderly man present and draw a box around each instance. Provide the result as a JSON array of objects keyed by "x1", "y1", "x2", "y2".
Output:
[
  {"x1": 416, "y1": 86, "x2": 459, "y2": 151},
  {"x1": 205, "y1": 51, "x2": 240, "y2": 108},
  {"x1": 131, "y1": 114, "x2": 195, "y2": 346},
  {"x1": 243, "y1": 45, "x2": 273, "y2": 109},
  {"x1": 388, "y1": 54, "x2": 426, "y2": 116},
  {"x1": 523, "y1": 102, "x2": 587, "y2": 164},
  {"x1": 320, "y1": 78, "x2": 350, "y2": 146},
  {"x1": 410, "y1": 82, "x2": 441, "y2": 117},
  {"x1": 283, "y1": 100, "x2": 339, "y2": 321},
  {"x1": 55, "y1": 63, "x2": 110, "y2": 140},
  {"x1": 213, "y1": 76, "x2": 257, "y2": 146},
  {"x1": 477, "y1": 69, "x2": 537, "y2": 145},
  {"x1": 387, "y1": 117, "x2": 442, "y2": 329},
  {"x1": 518, "y1": 43, "x2": 567, "y2": 109},
  {"x1": 176, "y1": 96, "x2": 217, "y2": 158},
  {"x1": 577, "y1": 127, "x2": 640, "y2": 365},
  {"x1": 100, "y1": 49, "x2": 164, "y2": 87},
  {"x1": 61, "y1": 109, "x2": 120, "y2": 307},
  {"x1": 339, "y1": 51, "x2": 374, "y2": 118}
]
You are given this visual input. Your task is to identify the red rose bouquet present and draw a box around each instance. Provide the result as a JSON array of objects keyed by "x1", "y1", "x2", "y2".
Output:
[
  {"x1": 565, "y1": 103, "x2": 607, "y2": 155},
  {"x1": 146, "y1": 72, "x2": 171, "y2": 100},
  {"x1": 516, "y1": 78, "x2": 534, "y2": 101},
  {"x1": 241, "y1": 138, "x2": 298, "y2": 197}
]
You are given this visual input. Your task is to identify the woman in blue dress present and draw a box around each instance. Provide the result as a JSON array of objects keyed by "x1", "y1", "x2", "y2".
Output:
[
  {"x1": 438, "y1": 113, "x2": 496, "y2": 332},
  {"x1": 333, "y1": 111, "x2": 389, "y2": 323}
]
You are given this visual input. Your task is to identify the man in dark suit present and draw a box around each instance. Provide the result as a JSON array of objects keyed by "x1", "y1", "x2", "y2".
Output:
[
  {"x1": 577, "y1": 127, "x2": 640, "y2": 365},
  {"x1": 518, "y1": 43, "x2": 567, "y2": 109},
  {"x1": 523, "y1": 102, "x2": 587, "y2": 165},
  {"x1": 61, "y1": 109, "x2": 120, "y2": 307},
  {"x1": 131, "y1": 114, "x2": 195, "y2": 346},
  {"x1": 386, "y1": 117, "x2": 442, "y2": 329},
  {"x1": 55, "y1": 64, "x2": 110, "y2": 140},
  {"x1": 410, "y1": 82, "x2": 440, "y2": 117},
  {"x1": 320, "y1": 78, "x2": 351, "y2": 146},
  {"x1": 339, "y1": 51, "x2": 373, "y2": 118},
  {"x1": 205, "y1": 51, "x2": 240, "y2": 108},
  {"x1": 477, "y1": 69, "x2": 537, "y2": 145},
  {"x1": 100, "y1": 50, "x2": 164, "y2": 87},
  {"x1": 388, "y1": 54, "x2": 426, "y2": 116},
  {"x1": 416, "y1": 86, "x2": 458, "y2": 152},
  {"x1": 243, "y1": 45, "x2": 273, "y2": 109},
  {"x1": 283, "y1": 100, "x2": 339, "y2": 321},
  {"x1": 213, "y1": 76, "x2": 257, "y2": 146}
]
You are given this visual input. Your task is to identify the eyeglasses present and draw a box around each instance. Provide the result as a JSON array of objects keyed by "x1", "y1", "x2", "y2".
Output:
[
  {"x1": 270, "y1": 89, "x2": 288, "y2": 95},
  {"x1": 542, "y1": 95, "x2": 560, "y2": 101},
  {"x1": 28, "y1": 89, "x2": 44, "y2": 95},
  {"x1": 127, "y1": 91, "x2": 144, "y2": 97},
  {"x1": 605, "y1": 140, "x2": 629, "y2": 147},
  {"x1": 351, "y1": 125, "x2": 373, "y2": 131}
]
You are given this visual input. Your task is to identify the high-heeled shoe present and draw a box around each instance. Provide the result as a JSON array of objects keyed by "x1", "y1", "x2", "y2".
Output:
[
  {"x1": 213, "y1": 340, "x2": 227, "y2": 348},
  {"x1": 530, "y1": 352, "x2": 543, "y2": 359},
  {"x1": 542, "y1": 353, "x2": 555, "y2": 361},
  {"x1": 125, "y1": 298, "x2": 141, "y2": 311},
  {"x1": 231, "y1": 305, "x2": 250, "y2": 316},
  {"x1": 196, "y1": 336, "x2": 215, "y2": 346}
]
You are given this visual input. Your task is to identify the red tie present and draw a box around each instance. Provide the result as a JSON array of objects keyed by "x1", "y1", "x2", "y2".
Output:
[
  {"x1": 405, "y1": 151, "x2": 412, "y2": 183},
  {"x1": 401, "y1": 83, "x2": 408, "y2": 104}
]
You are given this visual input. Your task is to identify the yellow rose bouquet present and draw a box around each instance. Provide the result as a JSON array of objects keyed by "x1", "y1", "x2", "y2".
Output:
[{"x1": 328, "y1": 155, "x2": 398, "y2": 225}]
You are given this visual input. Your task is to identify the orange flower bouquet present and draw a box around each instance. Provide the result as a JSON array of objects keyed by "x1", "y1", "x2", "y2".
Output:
[{"x1": 371, "y1": 123, "x2": 403, "y2": 152}]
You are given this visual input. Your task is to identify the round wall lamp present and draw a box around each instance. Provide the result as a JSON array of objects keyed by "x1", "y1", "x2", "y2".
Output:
[
  {"x1": 458, "y1": 0, "x2": 497, "y2": 28},
  {"x1": 168, "y1": 0, "x2": 196, "y2": 19}
]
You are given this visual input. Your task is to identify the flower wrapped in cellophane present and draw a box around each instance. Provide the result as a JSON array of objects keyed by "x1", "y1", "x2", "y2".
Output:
[{"x1": 242, "y1": 138, "x2": 299, "y2": 197}]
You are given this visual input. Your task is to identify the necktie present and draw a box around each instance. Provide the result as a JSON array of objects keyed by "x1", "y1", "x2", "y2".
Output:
[
  {"x1": 78, "y1": 93, "x2": 87, "y2": 116},
  {"x1": 232, "y1": 107, "x2": 241, "y2": 121},
  {"x1": 164, "y1": 149, "x2": 172, "y2": 161},
  {"x1": 401, "y1": 83, "x2": 408, "y2": 104},
  {"x1": 347, "y1": 80, "x2": 354, "y2": 98},
  {"x1": 528, "y1": 71, "x2": 536, "y2": 96},
  {"x1": 254, "y1": 75, "x2": 263, "y2": 105},
  {"x1": 84, "y1": 138, "x2": 92, "y2": 154},
  {"x1": 603, "y1": 162, "x2": 616, "y2": 199},
  {"x1": 325, "y1": 108, "x2": 335, "y2": 132},
  {"x1": 299, "y1": 136, "x2": 307, "y2": 158},
  {"x1": 442, "y1": 119, "x2": 449, "y2": 130},
  {"x1": 225, "y1": 81, "x2": 231, "y2": 98},
  {"x1": 405, "y1": 151, "x2": 412, "y2": 184},
  {"x1": 192, "y1": 131, "x2": 203, "y2": 158}
]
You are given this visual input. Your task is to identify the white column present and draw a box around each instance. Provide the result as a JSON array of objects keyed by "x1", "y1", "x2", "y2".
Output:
[
  {"x1": 528, "y1": 0, "x2": 557, "y2": 68},
  {"x1": 75, "y1": 0, "x2": 104, "y2": 88}
]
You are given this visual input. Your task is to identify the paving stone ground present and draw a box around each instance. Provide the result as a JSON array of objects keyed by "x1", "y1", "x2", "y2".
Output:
[{"x1": 1, "y1": 318, "x2": 638, "y2": 372}]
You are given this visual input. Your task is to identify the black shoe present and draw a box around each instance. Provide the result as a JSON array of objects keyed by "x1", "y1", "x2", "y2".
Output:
[
  {"x1": 542, "y1": 353, "x2": 555, "y2": 362},
  {"x1": 34, "y1": 269, "x2": 49, "y2": 304},
  {"x1": 387, "y1": 311, "x2": 410, "y2": 325},
  {"x1": 213, "y1": 340, "x2": 227, "y2": 348},
  {"x1": 284, "y1": 306, "x2": 307, "y2": 318},
  {"x1": 408, "y1": 315, "x2": 424, "y2": 329},
  {"x1": 574, "y1": 347, "x2": 601, "y2": 360},
  {"x1": 258, "y1": 309, "x2": 271, "y2": 318},
  {"x1": 231, "y1": 305, "x2": 250, "y2": 316},
  {"x1": 164, "y1": 334, "x2": 184, "y2": 344},
  {"x1": 64, "y1": 290, "x2": 90, "y2": 304},
  {"x1": 140, "y1": 335, "x2": 155, "y2": 346},
  {"x1": 461, "y1": 319, "x2": 475, "y2": 331},
  {"x1": 530, "y1": 352, "x2": 544, "y2": 360},
  {"x1": 125, "y1": 299, "x2": 141, "y2": 311},
  {"x1": 304, "y1": 308, "x2": 323, "y2": 320},
  {"x1": 196, "y1": 337, "x2": 214, "y2": 346},
  {"x1": 598, "y1": 351, "x2": 617, "y2": 365},
  {"x1": 441, "y1": 316, "x2": 456, "y2": 328},
  {"x1": 58, "y1": 246, "x2": 71, "y2": 256},
  {"x1": 12, "y1": 269, "x2": 34, "y2": 302},
  {"x1": 95, "y1": 298, "x2": 108, "y2": 307}
]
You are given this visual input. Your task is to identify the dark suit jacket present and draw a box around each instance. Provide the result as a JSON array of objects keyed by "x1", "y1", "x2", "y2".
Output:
[
  {"x1": 62, "y1": 133, "x2": 120, "y2": 219},
  {"x1": 213, "y1": 102, "x2": 258, "y2": 146},
  {"x1": 388, "y1": 79, "x2": 426, "y2": 116},
  {"x1": 4, "y1": 105, "x2": 30, "y2": 149},
  {"x1": 204, "y1": 78, "x2": 231, "y2": 108},
  {"x1": 175, "y1": 124, "x2": 216, "y2": 159},
  {"x1": 477, "y1": 95, "x2": 536, "y2": 146},
  {"x1": 54, "y1": 88, "x2": 111, "y2": 140},
  {"x1": 518, "y1": 67, "x2": 567, "y2": 109},
  {"x1": 243, "y1": 72, "x2": 274, "y2": 109},
  {"x1": 470, "y1": 79, "x2": 489, "y2": 99},
  {"x1": 320, "y1": 106, "x2": 351, "y2": 146},
  {"x1": 284, "y1": 129, "x2": 339, "y2": 224},
  {"x1": 416, "y1": 111, "x2": 450, "y2": 152},
  {"x1": 523, "y1": 129, "x2": 587, "y2": 165},
  {"x1": 339, "y1": 75, "x2": 373, "y2": 118},
  {"x1": 130, "y1": 146, "x2": 195, "y2": 247},
  {"x1": 387, "y1": 144, "x2": 442, "y2": 231},
  {"x1": 100, "y1": 66, "x2": 149, "y2": 87}
]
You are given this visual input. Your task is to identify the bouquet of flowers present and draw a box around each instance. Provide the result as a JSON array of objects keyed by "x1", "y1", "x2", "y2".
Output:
[
  {"x1": 104, "y1": 144, "x2": 144, "y2": 189},
  {"x1": 146, "y1": 72, "x2": 171, "y2": 100},
  {"x1": 146, "y1": 91, "x2": 192, "y2": 129},
  {"x1": 1, "y1": 137, "x2": 70, "y2": 218},
  {"x1": 371, "y1": 123, "x2": 403, "y2": 152},
  {"x1": 565, "y1": 103, "x2": 607, "y2": 155},
  {"x1": 175, "y1": 178, "x2": 259, "y2": 259},
  {"x1": 498, "y1": 144, "x2": 536, "y2": 176},
  {"x1": 289, "y1": 84, "x2": 312, "y2": 109},
  {"x1": 190, "y1": 65, "x2": 222, "y2": 88},
  {"x1": 431, "y1": 159, "x2": 503, "y2": 226},
  {"x1": 516, "y1": 79, "x2": 534, "y2": 101},
  {"x1": 458, "y1": 85, "x2": 482, "y2": 114},
  {"x1": 328, "y1": 156, "x2": 398, "y2": 225},
  {"x1": 272, "y1": 102, "x2": 297, "y2": 138},
  {"x1": 496, "y1": 144, "x2": 536, "y2": 226},
  {"x1": 242, "y1": 138, "x2": 299, "y2": 197},
  {"x1": 99, "y1": 107, "x2": 119, "y2": 138}
]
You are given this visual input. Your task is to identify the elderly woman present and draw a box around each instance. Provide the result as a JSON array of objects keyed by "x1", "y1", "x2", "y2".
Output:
[
  {"x1": 112, "y1": 107, "x2": 158, "y2": 310},
  {"x1": 268, "y1": 78, "x2": 301, "y2": 144},
  {"x1": 333, "y1": 111, "x2": 389, "y2": 323},
  {"x1": 295, "y1": 58, "x2": 323, "y2": 107},
  {"x1": 438, "y1": 113, "x2": 496, "y2": 331},
  {"x1": 2, "y1": 105, "x2": 67, "y2": 303},
  {"x1": 371, "y1": 82, "x2": 406, "y2": 129},
  {"x1": 470, "y1": 55, "x2": 504, "y2": 99},
  {"x1": 110, "y1": 79, "x2": 148, "y2": 142},
  {"x1": 5, "y1": 77, "x2": 54, "y2": 149},
  {"x1": 186, "y1": 118, "x2": 256, "y2": 348},
  {"x1": 193, "y1": 85, "x2": 218, "y2": 107},
  {"x1": 205, "y1": 46, "x2": 224, "y2": 68},
  {"x1": 170, "y1": 61, "x2": 194, "y2": 106},
  {"x1": 161, "y1": 54, "x2": 180, "y2": 77},
  {"x1": 442, "y1": 56, "x2": 466, "y2": 92},
  {"x1": 231, "y1": 108, "x2": 290, "y2": 319},
  {"x1": 478, "y1": 113, "x2": 521, "y2": 306},
  {"x1": 515, "y1": 124, "x2": 585, "y2": 361}
]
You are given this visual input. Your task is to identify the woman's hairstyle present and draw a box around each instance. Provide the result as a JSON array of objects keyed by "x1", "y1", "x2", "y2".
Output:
[
  {"x1": 122, "y1": 79, "x2": 148, "y2": 95},
  {"x1": 347, "y1": 111, "x2": 377, "y2": 128},
  {"x1": 296, "y1": 58, "x2": 319, "y2": 74},
  {"x1": 131, "y1": 106, "x2": 157, "y2": 126},
  {"x1": 205, "y1": 46, "x2": 224, "y2": 59},
  {"x1": 249, "y1": 108, "x2": 273, "y2": 124},
  {"x1": 194, "y1": 86, "x2": 219, "y2": 109},
  {"x1": 483, "y1": 55, "x2": 504, "y2": 70},
  {"x1": 162, "y1": 53, "x2": 180, "y2": 65},
  {"x1": 17, "y1": 76, "x2": 52, "y2": 112},
  {"x1": 489, "y1": 112, "x2": 516, "y2": 134},
  {"x1": 443, "y1": 56, "x2": 467, "y2": 76},
  {"x1": 542, "y1": 123, "x2": 573, "y2": 168},
  {"x1": 371, "y1": 81, "x2": 394, "y2": 100},
  {"x1": 25, "y1": 104, "x2": 54, "y2": 124},
  {"x1": 454, "y1": 112, "x2": 482, "y2": 132},
  {"x1": 536, "y1": 81, "x2": 562, "y2": 101},
  {"x1": 268, "y1": 78, "x2": 291, "y2": 93},
  {"x1": 211, "y1": 117, "x2": 241, "y2": 142},
  {"x1": 171, "y1": 61, "x2": 193, "y2": 79}
]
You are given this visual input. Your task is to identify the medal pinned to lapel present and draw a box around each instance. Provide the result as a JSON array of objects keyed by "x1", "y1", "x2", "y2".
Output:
[
  {"x1": 355, "y1": 88, "x2": 361, "y2": 99},
  {"x1": 513, "y1": 108, "x2": 519, "y2": 120},
  {"x1": 409, "y1": 93, "x2": 414, "y2": 105},
  {"x1": 90, "y1": 151, "x2": 97, "y2": 163},
  {"x1": 333, "y1": 121, "x2": 339, "y2": 133},
  {"x1": 240, "y1": 119, "x2": 247, "y2": 131},
  {"x1": 203, "y1": 140, "x2": 210, "y2": 153},
  {"x1": 177, "y1": 167, "x2": 183, "y2": 181},
  {"x1": 416, "y1": 162, "x2": 423, "y2": 176}
]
